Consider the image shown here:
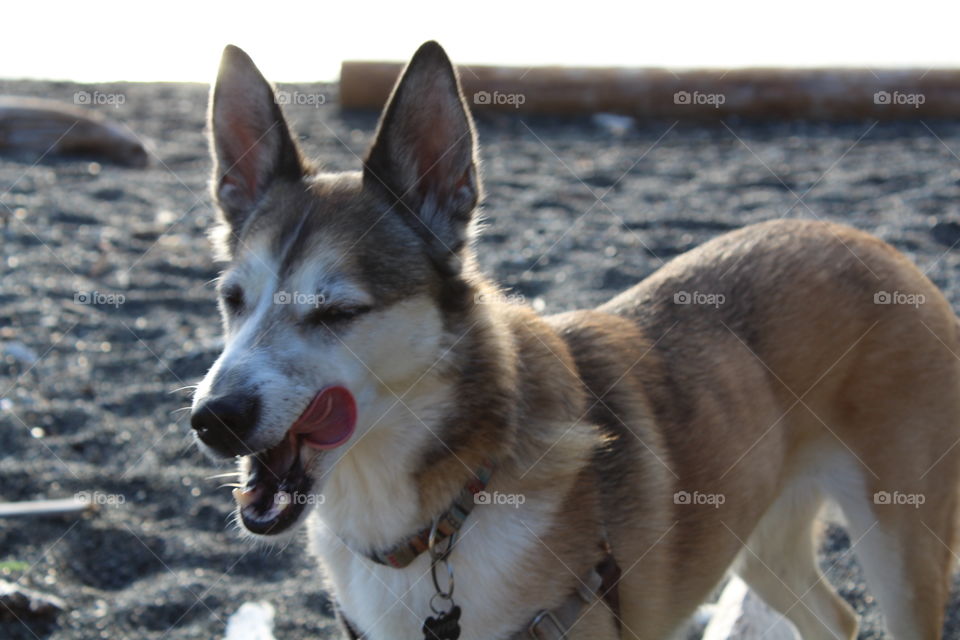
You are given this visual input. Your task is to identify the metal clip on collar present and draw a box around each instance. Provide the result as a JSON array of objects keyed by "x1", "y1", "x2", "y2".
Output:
[{"x1": 428, "y1": 516, "x2": 456, "y2": 614}]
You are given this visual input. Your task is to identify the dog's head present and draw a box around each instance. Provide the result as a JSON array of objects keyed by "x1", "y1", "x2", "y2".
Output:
[{"x1": 191, "y1": 42, "x2": 482, "y2": 536}]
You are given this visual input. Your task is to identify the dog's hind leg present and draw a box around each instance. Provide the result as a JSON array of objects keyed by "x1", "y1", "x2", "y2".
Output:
[
  {"x1": 732, "y1": 475, "x2": 859, "y2": 640},
  {"x1": 829, "y1": 446, "x2": 958, "y2": 640}
]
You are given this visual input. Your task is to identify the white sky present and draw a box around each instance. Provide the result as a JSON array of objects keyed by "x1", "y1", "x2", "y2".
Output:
[{"x1": 4, "y1": 0, "x2": 960, "y2": 82}]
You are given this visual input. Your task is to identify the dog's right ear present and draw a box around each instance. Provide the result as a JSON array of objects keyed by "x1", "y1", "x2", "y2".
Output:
[{"x1": 209, "y1": 45, "x2": 304, "y2": 233}]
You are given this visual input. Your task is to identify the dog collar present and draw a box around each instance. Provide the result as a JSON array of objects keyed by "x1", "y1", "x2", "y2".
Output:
[{"x1": 367, "y1": 459, "x2": 494, "y2": 568}]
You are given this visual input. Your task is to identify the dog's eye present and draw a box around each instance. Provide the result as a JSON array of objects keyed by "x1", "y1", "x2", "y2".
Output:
[
  {"x1": 303, "y1": 305, "x2": 371, "y2": 327},
  {"x1": 221, "y1": 285, "x2": 245, "y2": 313}
]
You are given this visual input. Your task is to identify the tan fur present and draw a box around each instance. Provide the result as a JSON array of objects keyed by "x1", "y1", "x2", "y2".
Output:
[{"x1": 479, "y1": 218, "x2": 960, "y2": 638}]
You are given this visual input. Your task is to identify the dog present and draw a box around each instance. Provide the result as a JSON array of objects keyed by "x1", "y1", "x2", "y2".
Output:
[{"x1": 190, "y1": 41, "x2": 960, "y2": 639}]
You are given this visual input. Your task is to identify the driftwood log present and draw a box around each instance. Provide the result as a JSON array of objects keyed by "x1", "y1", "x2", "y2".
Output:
[
  {"x1": 341, "y1": 63, "x2": 960, "y2": 120},
  {"x1": 0, "y1": 96, "x2": 148, "y2": 166}
]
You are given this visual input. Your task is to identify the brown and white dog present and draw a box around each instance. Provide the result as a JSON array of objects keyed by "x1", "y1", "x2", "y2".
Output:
[{"x1": 190, "y1": 41, "x2": 960, "y2": 639}]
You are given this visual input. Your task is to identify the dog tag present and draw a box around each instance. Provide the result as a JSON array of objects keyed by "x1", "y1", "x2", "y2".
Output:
[{"x1": 422, "y1": 605, "x2": 461, "y2": 640}]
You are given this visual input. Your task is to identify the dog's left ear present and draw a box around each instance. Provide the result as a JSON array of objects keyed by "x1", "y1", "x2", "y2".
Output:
[{"x1": 364, "y1": 41, "x2": 481, "y2": 275}]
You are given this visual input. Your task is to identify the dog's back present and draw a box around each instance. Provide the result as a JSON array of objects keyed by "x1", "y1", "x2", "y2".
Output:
[{"x1": 551, "y1": 218, "x2": 960, "y2": 638}]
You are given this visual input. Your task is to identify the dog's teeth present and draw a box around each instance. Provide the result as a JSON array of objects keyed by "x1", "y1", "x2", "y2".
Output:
[
  {"x1": 233, "y1": 487, "x2": 255, "y2": 508},
  {"x1": 274, "y1": 492, "x2": 291, "y2": 512}
]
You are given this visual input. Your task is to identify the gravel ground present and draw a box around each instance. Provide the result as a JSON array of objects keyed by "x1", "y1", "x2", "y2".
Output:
[{"x1": 1, "y1": 79, "x2": 959, "y2": 639}]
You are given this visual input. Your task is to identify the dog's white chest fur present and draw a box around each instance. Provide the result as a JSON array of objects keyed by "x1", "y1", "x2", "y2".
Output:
[{"x1": 308, "y1": 497, "x2": 551, "y2": 640}]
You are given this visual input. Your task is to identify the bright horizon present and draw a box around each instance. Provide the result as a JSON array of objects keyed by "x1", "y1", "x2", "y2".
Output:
[{"x1": 4, "y1": 0, "x2": 960, "y2": 84}]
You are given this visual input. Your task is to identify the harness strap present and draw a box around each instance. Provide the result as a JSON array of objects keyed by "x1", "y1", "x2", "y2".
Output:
[{"x1": 516, "y1": 548, "x2": 622, "y2": 640}]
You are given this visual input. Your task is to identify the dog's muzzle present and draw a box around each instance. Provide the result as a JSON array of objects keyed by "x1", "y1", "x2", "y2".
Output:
[{"x1": 227, "y1": 386, "x2": 358, "y2": 535}]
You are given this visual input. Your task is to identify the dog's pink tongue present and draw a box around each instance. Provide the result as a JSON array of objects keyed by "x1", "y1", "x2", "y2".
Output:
[{"x1": 290, "y1": 386, "x2": 357, "y2": 450}]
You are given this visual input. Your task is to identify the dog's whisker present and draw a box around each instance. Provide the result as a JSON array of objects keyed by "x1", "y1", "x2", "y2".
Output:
[
  {"x1": 169, "y1": 385, "x2": 198, "y2": 395},
  {"x1": 206, "y1": 471, "x2": 242, "y2": 480},
  {"x1": 178, "y1": 434, "x2": 200, "y2": 456}
]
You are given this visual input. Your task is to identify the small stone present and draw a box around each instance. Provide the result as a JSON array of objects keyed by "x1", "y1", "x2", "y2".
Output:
[
  {"x1": 592, "y1": 113, "x2": 635, "y2": 137},
  {"x1": 3, "y1": 342, "x2": 38, "y2": 365},
  {"x1": 224, "y1": 601, "x2": 275, "y2": 640}
]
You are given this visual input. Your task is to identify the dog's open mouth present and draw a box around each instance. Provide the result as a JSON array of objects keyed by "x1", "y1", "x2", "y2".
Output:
[{"x1": 233, "y1": 386, "x2": 356, "y2": 535}]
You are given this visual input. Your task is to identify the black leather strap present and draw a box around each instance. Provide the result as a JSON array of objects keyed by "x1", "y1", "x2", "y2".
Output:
[{"x1": 596, "y1": 550, "x2": 623, "y2": 630}]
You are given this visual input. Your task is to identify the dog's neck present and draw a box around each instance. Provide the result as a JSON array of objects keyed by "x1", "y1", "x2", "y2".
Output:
[{"x1": 312, "y1": 279, "x2": 596, "y2": 558}]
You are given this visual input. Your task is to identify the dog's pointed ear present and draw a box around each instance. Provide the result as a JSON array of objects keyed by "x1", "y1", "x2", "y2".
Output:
[
  {"x1": 363, "y1": 41, "x2": 481, "y2": 275},
  {"x1": 209, "y1": 45, "x2": 304, "y2": 232}
]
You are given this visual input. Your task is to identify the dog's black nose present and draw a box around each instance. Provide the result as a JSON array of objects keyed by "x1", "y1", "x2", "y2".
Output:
[{"x1": 190, "y1": 394, "x2": 260, "y2": 457}]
